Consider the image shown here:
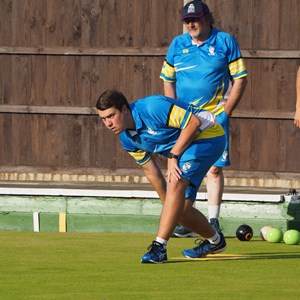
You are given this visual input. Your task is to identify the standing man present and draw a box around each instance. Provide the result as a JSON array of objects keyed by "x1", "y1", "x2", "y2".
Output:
[
  {"x1": 294, "y1": 65, "x2": 300, "y2": 128},
  {"x1": 96, "y1": 89, "x2": 226, "y2": 263},
  {"x1": 160, "y1": 0, "x2": 248, "y2": 237}
]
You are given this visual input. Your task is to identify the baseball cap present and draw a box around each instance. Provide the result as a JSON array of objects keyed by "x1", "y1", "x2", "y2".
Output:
[{"x1": 181, "y1": 1, "x2": 211, "y2": 21}]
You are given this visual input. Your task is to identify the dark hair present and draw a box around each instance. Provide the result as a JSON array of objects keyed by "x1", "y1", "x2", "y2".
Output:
[
  {"x1": 96, "y1": 89, "x2": 130, "y2": 111},
  {"x1": 205, "y1": 12, "x2": 214, "y2": 27}
]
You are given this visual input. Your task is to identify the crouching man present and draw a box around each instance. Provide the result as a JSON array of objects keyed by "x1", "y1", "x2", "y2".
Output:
[{"x1": 96, "y1": 89, "x2": 227, "y2": 263}]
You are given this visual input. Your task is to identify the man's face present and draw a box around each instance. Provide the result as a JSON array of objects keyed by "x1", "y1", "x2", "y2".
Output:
[
  {"x1": 183, "y1": 17, "x2": 210, "y2": 40},
  {"x1": 98, "y1": 106, "x2": 127, "y2": 134}
]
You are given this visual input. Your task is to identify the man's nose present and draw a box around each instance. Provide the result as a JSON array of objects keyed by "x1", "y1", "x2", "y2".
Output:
[{"x1": 105, "y1": 119, "x2": 112, "y2": 127}]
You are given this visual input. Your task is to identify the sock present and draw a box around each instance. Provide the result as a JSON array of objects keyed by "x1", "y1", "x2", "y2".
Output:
[
  {"x1": 155, "y1": 237, "x2": 167, "y2": 248},
  {"x1": 208, "y1": 231, "x2": 220, "y2": 245},
  {"x1": 208, "y1": 204, "x2": 220, "y2": 220}
]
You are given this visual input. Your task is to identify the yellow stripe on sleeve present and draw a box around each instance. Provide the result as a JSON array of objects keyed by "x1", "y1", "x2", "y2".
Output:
[
  {"x1": 128, "y1": 150, "x2": 150, "y2": 165},
  {"x1": 167, "y1": 105, "x2": 191, "y2": 129},
  {"x1": 229, "y1": 58, "x2": 247, "y2": 76},
  {"x1": 160, "y1": 60, "x2": 176, "y2": 82}
]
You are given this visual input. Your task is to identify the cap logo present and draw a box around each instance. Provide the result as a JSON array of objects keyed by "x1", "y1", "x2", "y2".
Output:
[{"x1": 187, "y1": 4, "x2": 195, "y2": 14}]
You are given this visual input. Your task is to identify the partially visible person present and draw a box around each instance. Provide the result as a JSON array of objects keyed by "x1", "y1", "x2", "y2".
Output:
[
  {"x1": 96, "y1": 89, "x2": 227, "y2": 263},
  {"x1": 294, "y1": 65, "x2": 300, "y2": 128},
  {"x1": 160, "y1": 0, "x2": 248, "y2": 237}
]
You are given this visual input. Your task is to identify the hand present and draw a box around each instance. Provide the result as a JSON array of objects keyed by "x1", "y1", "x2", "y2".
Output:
[
  {"x1": 294, "y1": 108, "x2": 300, "y2": 128},
  {"x1": 166, "y1": 158, "x2": 182, "y2": 183}
]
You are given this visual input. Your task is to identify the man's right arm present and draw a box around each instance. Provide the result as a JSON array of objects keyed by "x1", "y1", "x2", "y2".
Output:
[
  {"x1": 141, "y1": 158, "x2": 167, "y2": 203},
  {"x1": 163, "y1": 81, "x2": 177, "y2": 99}
]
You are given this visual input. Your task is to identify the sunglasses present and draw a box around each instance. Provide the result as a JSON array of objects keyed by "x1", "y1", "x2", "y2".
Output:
[{"x1": 182, "y1": 17, "x2": 202, "y2": 24}]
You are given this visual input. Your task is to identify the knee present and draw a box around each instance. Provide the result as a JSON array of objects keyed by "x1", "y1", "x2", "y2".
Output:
[
  {"x1": 207, "y1": 166, "x2": 222, "y2": 177},
  {"x1": 167, "y1": 178, "x2": 190, "y2": 194}
]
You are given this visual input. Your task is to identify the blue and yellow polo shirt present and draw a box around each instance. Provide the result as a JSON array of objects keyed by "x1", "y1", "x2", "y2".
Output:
[
  {"x1": 120, "y1": 95, "x2": 224, "y2": 165},
  {"x1": 160, "y1": 28, "x2": 248, "y2": 115}
]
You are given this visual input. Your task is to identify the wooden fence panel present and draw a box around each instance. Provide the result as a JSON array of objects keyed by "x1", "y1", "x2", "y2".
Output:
[
  {"x1": 241, "y1": 58, "x2": 300, "y2": 111},
  {"x1": 0, "y1": 0, "x2": 13, "y2": 46},
  {"x1": 28, "y1": 0, "x2": 48, "y2": 46},
  {"x1": 205, "y1": 0, "x2": 253, "y2": 49},
  {"x1": 0, "y1": 0, "x2": 299, "y2": 178},
  {"x1": 279, "y1": 0, "x2": 300, "y2": 50},
  {"x1": 1, "y1": 111, "x2": 299, "y2": 173},
  {"x1": 0, "y1": 55, "x2": 165, "y2": 107},
  {"x1": 1, "y1": 0, "x2": 182, "y2": 48},
  {"x1": 205, "y1": 0, "x2": 300, "y2": 50},
  {"x1": 2, "y1": 0, "x2": 300, "y2": 50},
  {"x1": 0, "y1": 114, "x2": 13, "y2": 164},
  {"x1": 231, "y1": 118, "x2": 300, "y2": 172},
  {"x1": 0, "y1": 113, "x2": 103, "y2": 168},
  {"x1": 3, "y1": 54, "x2": 299, "y2": 112}
]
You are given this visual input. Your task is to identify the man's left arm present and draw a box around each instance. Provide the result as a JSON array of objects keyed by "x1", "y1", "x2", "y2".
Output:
[
  {"x1": 141, "y1": 158, "x2": 167, "y2": 203},
  {"x1": 167, "y1": 114, "x2": 201, "y2": 182},
  {"x1": 224, "y1": 77, "x2": 248, "y2": 116}
]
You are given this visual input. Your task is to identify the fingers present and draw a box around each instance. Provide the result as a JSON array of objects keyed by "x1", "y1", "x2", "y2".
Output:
[
  {"x1": 166, "y1": 172, "x2": 180, "y2": 183},
  {"x1": 168, "y1": 171, "x2": 181, "y2": 182},
  {"x1": 166, "y1": 161, "x2": 182, "y2": 183}
]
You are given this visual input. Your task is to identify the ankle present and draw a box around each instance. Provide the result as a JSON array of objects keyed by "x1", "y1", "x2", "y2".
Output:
[
  {"x1": 155, "y1": 237, "x2": 168, "y2": 248},
  {"x1": 208, "y1": 232, "x2": 220, "y2": 245}
]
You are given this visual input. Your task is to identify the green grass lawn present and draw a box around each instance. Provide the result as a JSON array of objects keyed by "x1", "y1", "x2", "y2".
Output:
[{"x1": 0, "y1": 231, "x2": 299, "y2": 299}]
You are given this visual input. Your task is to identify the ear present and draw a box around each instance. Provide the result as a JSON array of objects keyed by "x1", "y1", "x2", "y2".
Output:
[{"x1": 121, "y1": 104, "x2": 129, "y2": 114}]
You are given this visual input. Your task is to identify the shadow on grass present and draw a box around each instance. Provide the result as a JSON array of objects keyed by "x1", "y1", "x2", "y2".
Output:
[{"x1": 168, "y1": 252, "x2": 300, "y2": 263}]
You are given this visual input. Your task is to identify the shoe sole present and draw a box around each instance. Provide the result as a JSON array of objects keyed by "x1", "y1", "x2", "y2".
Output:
[
  {"x1": 173, "y1": 232, "x2": 199, "y2": 238},
  {"x1": 210, "y1": 244, "x2": 227, "y2": 254},
  {"x1": 150, "y1": 259, "x2": 167, "y2": 264},
  {"x1": 141, "y1": 259, "x2": 168, "y2": 264}
]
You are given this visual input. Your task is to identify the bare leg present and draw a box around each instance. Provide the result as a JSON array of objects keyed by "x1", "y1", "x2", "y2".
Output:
[
  {"x1": 157, "y1": 177, "x2": 216, "y2": 240},
  {"x1": 206, "y1": 166, "x2": 224, "y2": 219},
  {"x1": 179, "y1": 200, "x2": 215, "y2": 238},
  {"x1": 156, "y1": 178, "x2": 189, "y2": 240}
]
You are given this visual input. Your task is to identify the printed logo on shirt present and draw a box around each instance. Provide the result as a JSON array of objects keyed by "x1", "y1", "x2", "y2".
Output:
[
  {"x1": 208, "y1": 45, "x2": 216, "y2": 56},
  {"x1": 183, "y1": 49, "x2": 189, "y2": 54},
  {"x1": 147, "y1": 127, "x2": 157, "y2": 135}
]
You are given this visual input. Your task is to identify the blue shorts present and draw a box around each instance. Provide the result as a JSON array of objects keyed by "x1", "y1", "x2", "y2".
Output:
[
  {"x1": 178, "y1": 135, "x2": 226, "y2": 202},
  {"x1": 214, "y1": 111, "x2": 230, "y2": 168}
]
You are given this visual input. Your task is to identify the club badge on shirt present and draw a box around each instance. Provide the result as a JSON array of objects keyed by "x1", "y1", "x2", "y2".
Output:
[
  {"x1": 208, "y1": 45, "x2": 216, "y2": 56},
  {"x1": 147, "y1": 127, "x2": 157, "y2": 135}
]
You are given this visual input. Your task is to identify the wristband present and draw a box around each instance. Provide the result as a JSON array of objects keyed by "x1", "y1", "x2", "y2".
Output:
[{"x1": 168, "y1": 152, "x2": 179, "y2": 159}]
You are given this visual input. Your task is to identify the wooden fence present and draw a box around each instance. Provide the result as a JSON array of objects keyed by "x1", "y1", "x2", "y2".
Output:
[{"x1": 0, "y1": 0, "x2": 299, "y2": 182}]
